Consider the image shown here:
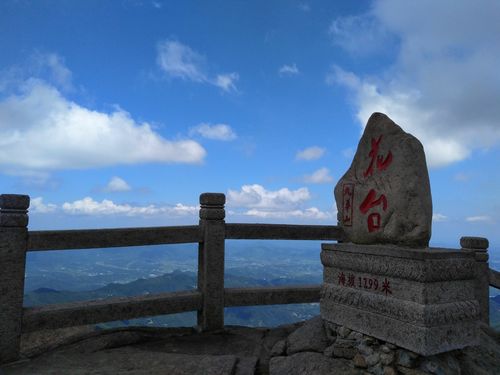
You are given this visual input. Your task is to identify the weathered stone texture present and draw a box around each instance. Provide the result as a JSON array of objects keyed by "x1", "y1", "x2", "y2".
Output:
[
  {"x1": 198, "y1": 193, "x2": 226, "y2": 331},
  {"x1": 0, "y1": 194, "x2": 29, "y2": 364},
  {"x1": 2, "y1": 318, "x2": 500, "y2": 374},
  {"x1": 321, "y1": 243, "x2": 480, "y2": 356},
  {"x1": 286, "y1": 316, "x2": 328, "y2": 355},
  {"x1": 334, "y1": 112, "x2": 432, "y2": 247},
  {"x1": 270, "y1": 352, "x2": 362, "y2": 375}
]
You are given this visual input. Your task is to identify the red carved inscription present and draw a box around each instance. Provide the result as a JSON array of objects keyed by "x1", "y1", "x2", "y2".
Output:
[
  {"x1": 359, "y1": 189, "x2": 387, "y2": 214},
  {"x1": 337, "y1": 272, "x2": 393, "y2": 296},
  {"x1": 358, "y1": 134, "x2": 393, "y2": 232},
  {"x1": 363, "y1": 135, "x2": 393, "y2": 178},
  {"x1": 342, "y1": 183, "x2": 354, "y2": 226}
]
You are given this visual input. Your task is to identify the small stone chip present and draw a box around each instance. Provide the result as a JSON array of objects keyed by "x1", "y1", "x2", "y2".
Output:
[
  {"x1": 381, "y1": 345, "x2": 392, "y2": 354},
  {"x1": 383, "y1": 366, "x2": 398, "y2": 375},
  {"x1": 365, "y1": 353, "x2": 380, "y2": 367},
  {"x1": 380, "y1": 352, "x2": 395, "y2": 365},
  {"x1": 337, "y1": 326, "x2": 351, "y2": 338},
  {"x1": 357, "y1": 343, "x2": 374, "y2": 356},
  {"x1": 396, "y1": 349, "x2": 419, "y2": 368},
  {"x1": 353, "y1": 353, "x2": 367, "y2": 368}
]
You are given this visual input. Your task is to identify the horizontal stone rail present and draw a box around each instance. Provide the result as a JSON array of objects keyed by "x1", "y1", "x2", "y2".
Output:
[
  {"x1": 224, "y1": 284, "x2": 321, "y2": 307},
  {"x1": 22, "y1": 290, "x2": 202, "y2": 333},
  {"x1": 490, "y1": 268, "x2": 500, "y2": 289},
  {"x1": 27, "y1": 225, "x2": 202, "y2": 251},
  {"x1": 225, "y1": 223, "x2": 342, "y2": 241}
]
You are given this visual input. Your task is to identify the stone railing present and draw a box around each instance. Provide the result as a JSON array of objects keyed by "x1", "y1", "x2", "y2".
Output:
[
  {"x1": 0, "y1": 192, "x2": 496, "y2": 363},
  {"x1": 0, "y1": 193, "x2": 341, "y2": 363}
]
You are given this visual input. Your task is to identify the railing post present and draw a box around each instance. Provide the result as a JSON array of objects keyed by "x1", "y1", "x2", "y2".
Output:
[
  {"x1": 0, "y1": 194, "x2": 30, "y2": 364},
  {"x1": 460, "y1": 236, "x2": 489, "y2": 325},
  {"x1": 197, "y1": 193, "x2": 225, "y2": 331}
]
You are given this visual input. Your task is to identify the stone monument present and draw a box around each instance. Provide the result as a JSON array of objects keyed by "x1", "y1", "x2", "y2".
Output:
[
  {"x1": 334, "y1": 112, "x2": 432, "y2": 247},
  {"x1": 321, "y1": 113, "x2": 480, "y2": 356}
]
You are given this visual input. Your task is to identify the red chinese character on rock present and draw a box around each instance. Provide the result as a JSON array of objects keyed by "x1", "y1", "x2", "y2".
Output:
[
  {"x1": 342, "y1": 183, "x2": 354, "y2": 226},
  {"x1": 367, "y1": 213, "x2": 381, "y2": 232},
  {"x1": 359, "y1": 189, "x2": 388, "y2": 232},
  {"x1": 359, "y1": 189, "x2": 387, "y2": 214},
  {"x1": 338, "y1": 272, "x2": 346, "y2": 286},
  {"x1": 347, "y1": 273, "x2": 355, "y2": 287},
  {"x1": 382, "y1": 278, "x2": 392, "y2": 296},
  {"x1": 363, "y1": 135, "x2": 393, "y2": 178}
]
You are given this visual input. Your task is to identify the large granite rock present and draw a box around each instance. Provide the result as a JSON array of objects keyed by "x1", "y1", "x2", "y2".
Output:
[
  {"x1": 335, "y1": 112, "x2": 432, "y2": 247},
  {"x1": 5, "y1": 344, "x2": 239, "y2": 375},
  {"x1": 286, "y1": 316, "x2": 328, "y2": 354}
]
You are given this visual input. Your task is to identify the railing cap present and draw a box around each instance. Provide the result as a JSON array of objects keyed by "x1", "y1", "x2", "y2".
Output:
[
  {"x1": 460, "y1": 236, "x2": 489, "y2": 250},
  {"x1": 200, "y1": 193, "x2": 225, "y2": 206},
  {"x1": 0, "y1": 194, "x2": 30, "y2": 210}
]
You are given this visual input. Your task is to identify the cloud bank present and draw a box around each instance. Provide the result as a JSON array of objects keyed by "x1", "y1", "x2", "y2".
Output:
[
  {"x1": 328, "y1": 0, "x2": 500, "y2": 168},
  {"x1": 227, "y1": 184, "x2": 331, "y2": 220},
  {"x1": 61, "y1": 197, "x2": 198, "y2": 216},
  {"x1": 0, "y1": 79, "x2": 206, "y2": 172}
]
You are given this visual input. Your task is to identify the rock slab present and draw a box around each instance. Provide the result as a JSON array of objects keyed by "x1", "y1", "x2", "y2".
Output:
[
  {"x1": 270, "y1": 352, "x2": 362, "y2": 375},
  {"x1": 286, "y1": 315, "x2": 328, "y2": 354},
  {"x1": 320, "y1": 243, "x2": 480, "y2": 356},
  {"x1": 334, "y1": 112, "x2": 432, "y2": 247}
]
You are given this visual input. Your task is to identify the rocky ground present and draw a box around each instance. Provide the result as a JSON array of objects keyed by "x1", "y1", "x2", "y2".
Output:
[{"x1": 1, "y1": 316, "x2": 499, "y2": 374}]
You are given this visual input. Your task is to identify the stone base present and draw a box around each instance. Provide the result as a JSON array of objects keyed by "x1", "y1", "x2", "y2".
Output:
[{"x1": 320, "y1": 243, "x2": 480, "y2": 356}]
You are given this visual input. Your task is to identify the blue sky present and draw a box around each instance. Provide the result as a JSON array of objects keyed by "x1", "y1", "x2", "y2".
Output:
[{"x1": 1, "y1": 0, "x2": 499, "y2": 251}]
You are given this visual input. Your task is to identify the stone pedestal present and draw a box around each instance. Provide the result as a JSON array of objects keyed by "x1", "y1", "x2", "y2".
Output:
[{"x1": 320, "y1": 243, "x2": 480, "y2": 356}]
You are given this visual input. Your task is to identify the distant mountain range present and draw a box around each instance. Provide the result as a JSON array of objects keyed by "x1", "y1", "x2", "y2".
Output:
[{"x1": 24, "y1": 269, "x2": 321, "y2": 328}]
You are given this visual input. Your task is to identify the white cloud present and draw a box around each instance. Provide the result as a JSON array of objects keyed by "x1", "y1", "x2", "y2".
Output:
[
  {"x1": 30, "y1": 197, "x2": 57, "y2": 213},
  {"x1": 296, "y1": 146, "x2": 325, "y2": 161},
  {"x1": 104, "y1": 177, "x2": 131, "y2": 192},
  {"x1": 245, "y1": 207, "x2": 330, "y2": 220},
  {"x1": 0, "y1": 80, "x2": 206, "y2": 171},
  {"x1": 156, "y1": 40, "x2": 206, "y2": 82},
  {"x1": 432, "y1": 213, "x2": 447, "y2": 222},
  {"x1": 279, "y1": 64, "x2": 299, "y2": 76},
  {"x1": 328, "y1": 0, "x2": 500, "y2": 168},
  {"x1": 213, "y1": 73, "x2": 239, "y2": 93},
  {"x1": 33, "y1": 52, "x2": 74, "y2": 92},
  {"x1": 328, "y1": 14, "x2": 394, "y2": 56},
  {"x1": 227, "y1": 184, "x2": 310, "y2": 209},
  {"x1": 189, "y1": 123, "x2": 237, "y2": 141},
  {"x1": 303, "y1": 167, "x2": 333, "y2": 184},
  {"x1": 465, "y1": 215, "x2": 491, "y2": 223},
  {"x1": 62, "y1": 197, "x2": 198, "y2": 217},
  {"x1": 156, "y1": 39, "x2": 239, "y2": 92},
  {"x1": 0, "y1": 52, "x2": 73, "y2": 93},
  {"x1": 226, "y1": 184, "x2": 332, "y2": 220}
]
